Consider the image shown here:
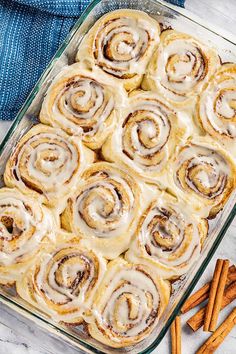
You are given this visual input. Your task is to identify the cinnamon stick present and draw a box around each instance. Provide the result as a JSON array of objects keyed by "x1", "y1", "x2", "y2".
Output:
[
  {"x1": 187, "y1": 280, "x2": 236, "y2": 331},
  {"x1": 171, "y1": 316, "x2": 181, "y2": 354},
  {"x1": 181, "y1": 265, "x2": 236, "y2": 314},
  {"x1": 196, "y1": 307, "x2": 236, "y2": 353},
  {"x1": 210, "y1": 260, "x2": 229, "y2": 331},
  {"x1": 203, "y1": 259, "x2": 229, "y2": 332}
]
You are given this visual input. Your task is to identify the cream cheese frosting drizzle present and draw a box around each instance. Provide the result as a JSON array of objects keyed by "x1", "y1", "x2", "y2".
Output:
[
  {"x1": 61, "y1": 162, "x2": 143, "y2": 259},
  {"x1": 102, "y1": 90, "x2": 188, "y2": 182},
  {"x1": 40, "y1": 64, "x2": 127, "y2": 149},
  {"x1": 88, "y1": 258, "x2": 170, "y2": 347},
  {"x1": 170, "y1": 137, "x2": 236, "y2": 217},
  {"x1": 16, "y1": 242, "x2": 106, "y2": 323},
  {"x1": 142, "y1": 30, "x2": 220, "y2": 107},
  {"x1": 76, "y1": 9, "x2": 160, "y2": 91},
  {"x1": 126, "y1": 192, "x2": 208, "y2": 279},
  {"x1": 0, "y1": 188, "x2": 54, "y2": 284},
  {"x1": 197, "y1": 63, "x2": 236, "y2": 153},
  {"x1": 4, "y1": 124, "x2": 94, "y2": 207},
  {"x1": 62, "y1": 162, "x2": 138, "y2": 240}
]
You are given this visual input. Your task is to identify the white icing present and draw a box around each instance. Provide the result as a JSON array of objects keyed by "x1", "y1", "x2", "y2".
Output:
[
  {"x1": 174, "y1": 143, "x2": 230, "y2": 200},
  {"x1": 71, "y1": 164, "x2": 136, "y2": 239},
  {"x1": 199, "y1": 65, "x2": 236, "y2": 140},
  {"x1": 117, "y1": 41, "x2": 133, "y2": 56},
  {"x1": 51, "y1": 77, "x2": 114, "y2": 136},
  {"x1": 126, "y1": 195, "x2": 202, "y2": 278},
  {"x1": 23, "y1": 245, "x2": 106, "y2": 323},
  {"x1": 11, "y1": 128, "x2": 85, "y2": 203},
  {"x1": 0, "y1": 189, "x2": 53, "y2": 268},
  {"x1": 92, "y1": 261, "x2": 162, "y2": 342},
  {"x1": 106, "y1": 91, "x2": 186, "y2": 177},
  {"x1": 145, "y1": 32, "x2": 217, "y2": 105},
  {"x1": 77, "y1": 11, "x2": 160, "y2": 81}
]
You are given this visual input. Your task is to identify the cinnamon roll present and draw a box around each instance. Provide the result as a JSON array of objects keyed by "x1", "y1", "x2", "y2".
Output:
[
  {"x1": 40, "y1": 64, "x2": 127, "y2": 149},
  {"x1": 4, "y1": 124, "x2": 94, "y2": 208},
  {"x1": 0, "y1": 188, "x2": 54, "y2": 284},
  {"x1": 76, "y1": 10, "x2": 160, "y2": 91},
  {"x1": 61, "y1": 162, "x2": 145, "y2": 259},
  {"x1": 16, "y1": 241, "x2": 107, "y2": 324},
  {"x1": 142, "y1": 30, "x2": 220, "y2": 108},
  {"x1": 165, "y1": 137, "x2": 236, "y2": 218},
  {"x1": 102, "y1": 90, "x2": 188, "y2": 182},
  {"x1": 126, "y1": 191, "x2": 208, "y2": 279},
  {"x1": 88, "y1": 258, "x2": 170, "y2": 348},
  {"x1": 196, "y1": 63, "x2": 236, "y2": 153}
]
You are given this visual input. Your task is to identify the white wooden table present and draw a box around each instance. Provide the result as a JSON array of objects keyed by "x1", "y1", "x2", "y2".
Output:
[{"x1": 0, "y1": 1, "x2": 235, "y2": 353}]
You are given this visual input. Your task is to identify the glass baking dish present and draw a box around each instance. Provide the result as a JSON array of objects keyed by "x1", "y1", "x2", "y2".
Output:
[{"x1": 0, "y1": 0, "x2": 235, "y2": 353}]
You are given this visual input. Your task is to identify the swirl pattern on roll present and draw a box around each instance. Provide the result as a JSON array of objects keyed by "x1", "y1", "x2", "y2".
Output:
[
  {"x1": 40, "y1": 64, "x2": 127, "y2": 149},
  {"x1": 197, "y1": 63, "x2": 236, "y2": 150},
  {"x1": 126, "y1": 192, "x2": 208, "y2": 279},
  {"x1": 168, "y1": 137, "x2": 236, "y2": 218},
  {"x1": 61, "y1": 162, "x2": 143, "y2": 259},
  {"x1": 16, "y1": 242, "x2": 107, "y2": 324},
  {"x1": 88, "y1": 258, "x2": 170, "y2": 348},
  {"x1": 142, "y1": 30, "x2": 220, "y2": 107},
  {"x1": 76, "y1": 9, "x2": 160, "y2": 91},
  {"x1": 4, "y1": 124, "x2": 94, "y2": 207},
  {"x1": 0, "y1": 188, "x2": 54, "y2": 284},
  {"x1": 102, "y1": 90, "x2": 188, "y2": 182}
]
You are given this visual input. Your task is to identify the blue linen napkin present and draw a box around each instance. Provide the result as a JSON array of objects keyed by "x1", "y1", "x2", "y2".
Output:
[{"x1": 0, "y1": 0, "x2": 185, "y2": 121}]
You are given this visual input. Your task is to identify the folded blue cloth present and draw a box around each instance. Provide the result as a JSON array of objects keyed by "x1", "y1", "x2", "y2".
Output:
[{"x1": 0, "y1": 0, "x2": 185, "y2": 121}]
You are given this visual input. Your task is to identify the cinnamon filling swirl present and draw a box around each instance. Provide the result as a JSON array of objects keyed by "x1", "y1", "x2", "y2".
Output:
[
  {"x1": 126, "y1": 193, "x2": 207, "y2": 279},
  {"x1": 88, "y1": 258, "x2": 169, "y2": 347},
  {"x1": 93, "y1": 17, "x2": 151, "y2": 78},
  {"x1": 176, "y1": 145, "x2": 229, "y2": 200},
  {"x1": 142, "y1": 30, "x2": 220, "y2": 106},
  {"x1": 16, "y1": 244, "x2": 106, "y2": 323},
  {"x1": 76, "y1": 10, "x2": 160, "y2": 91},
  {"x1": 62, "y1": 162, "x2": 137, "y2": 239},
  {"x1": 197, "y1": 63, "x2": 236, "y2": 142},
  {"x1": 172, "y1": 139, "x2": 236, "y2": 218},
  {"x1": 39, "y1": 64, "x2": 126, "y2": 149},
  {"x1": 4, "y1": 124, "x2": 93, "y2": 206},
  {"x1": 54, "y1": 77, "x2": 114, "y2": 134},
  {"x1": 0, "y1": 188, "x2": 54, "y2": 284},
  {"x1": 122, "y1": 103, "x2": 171, "y2": 168}
]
